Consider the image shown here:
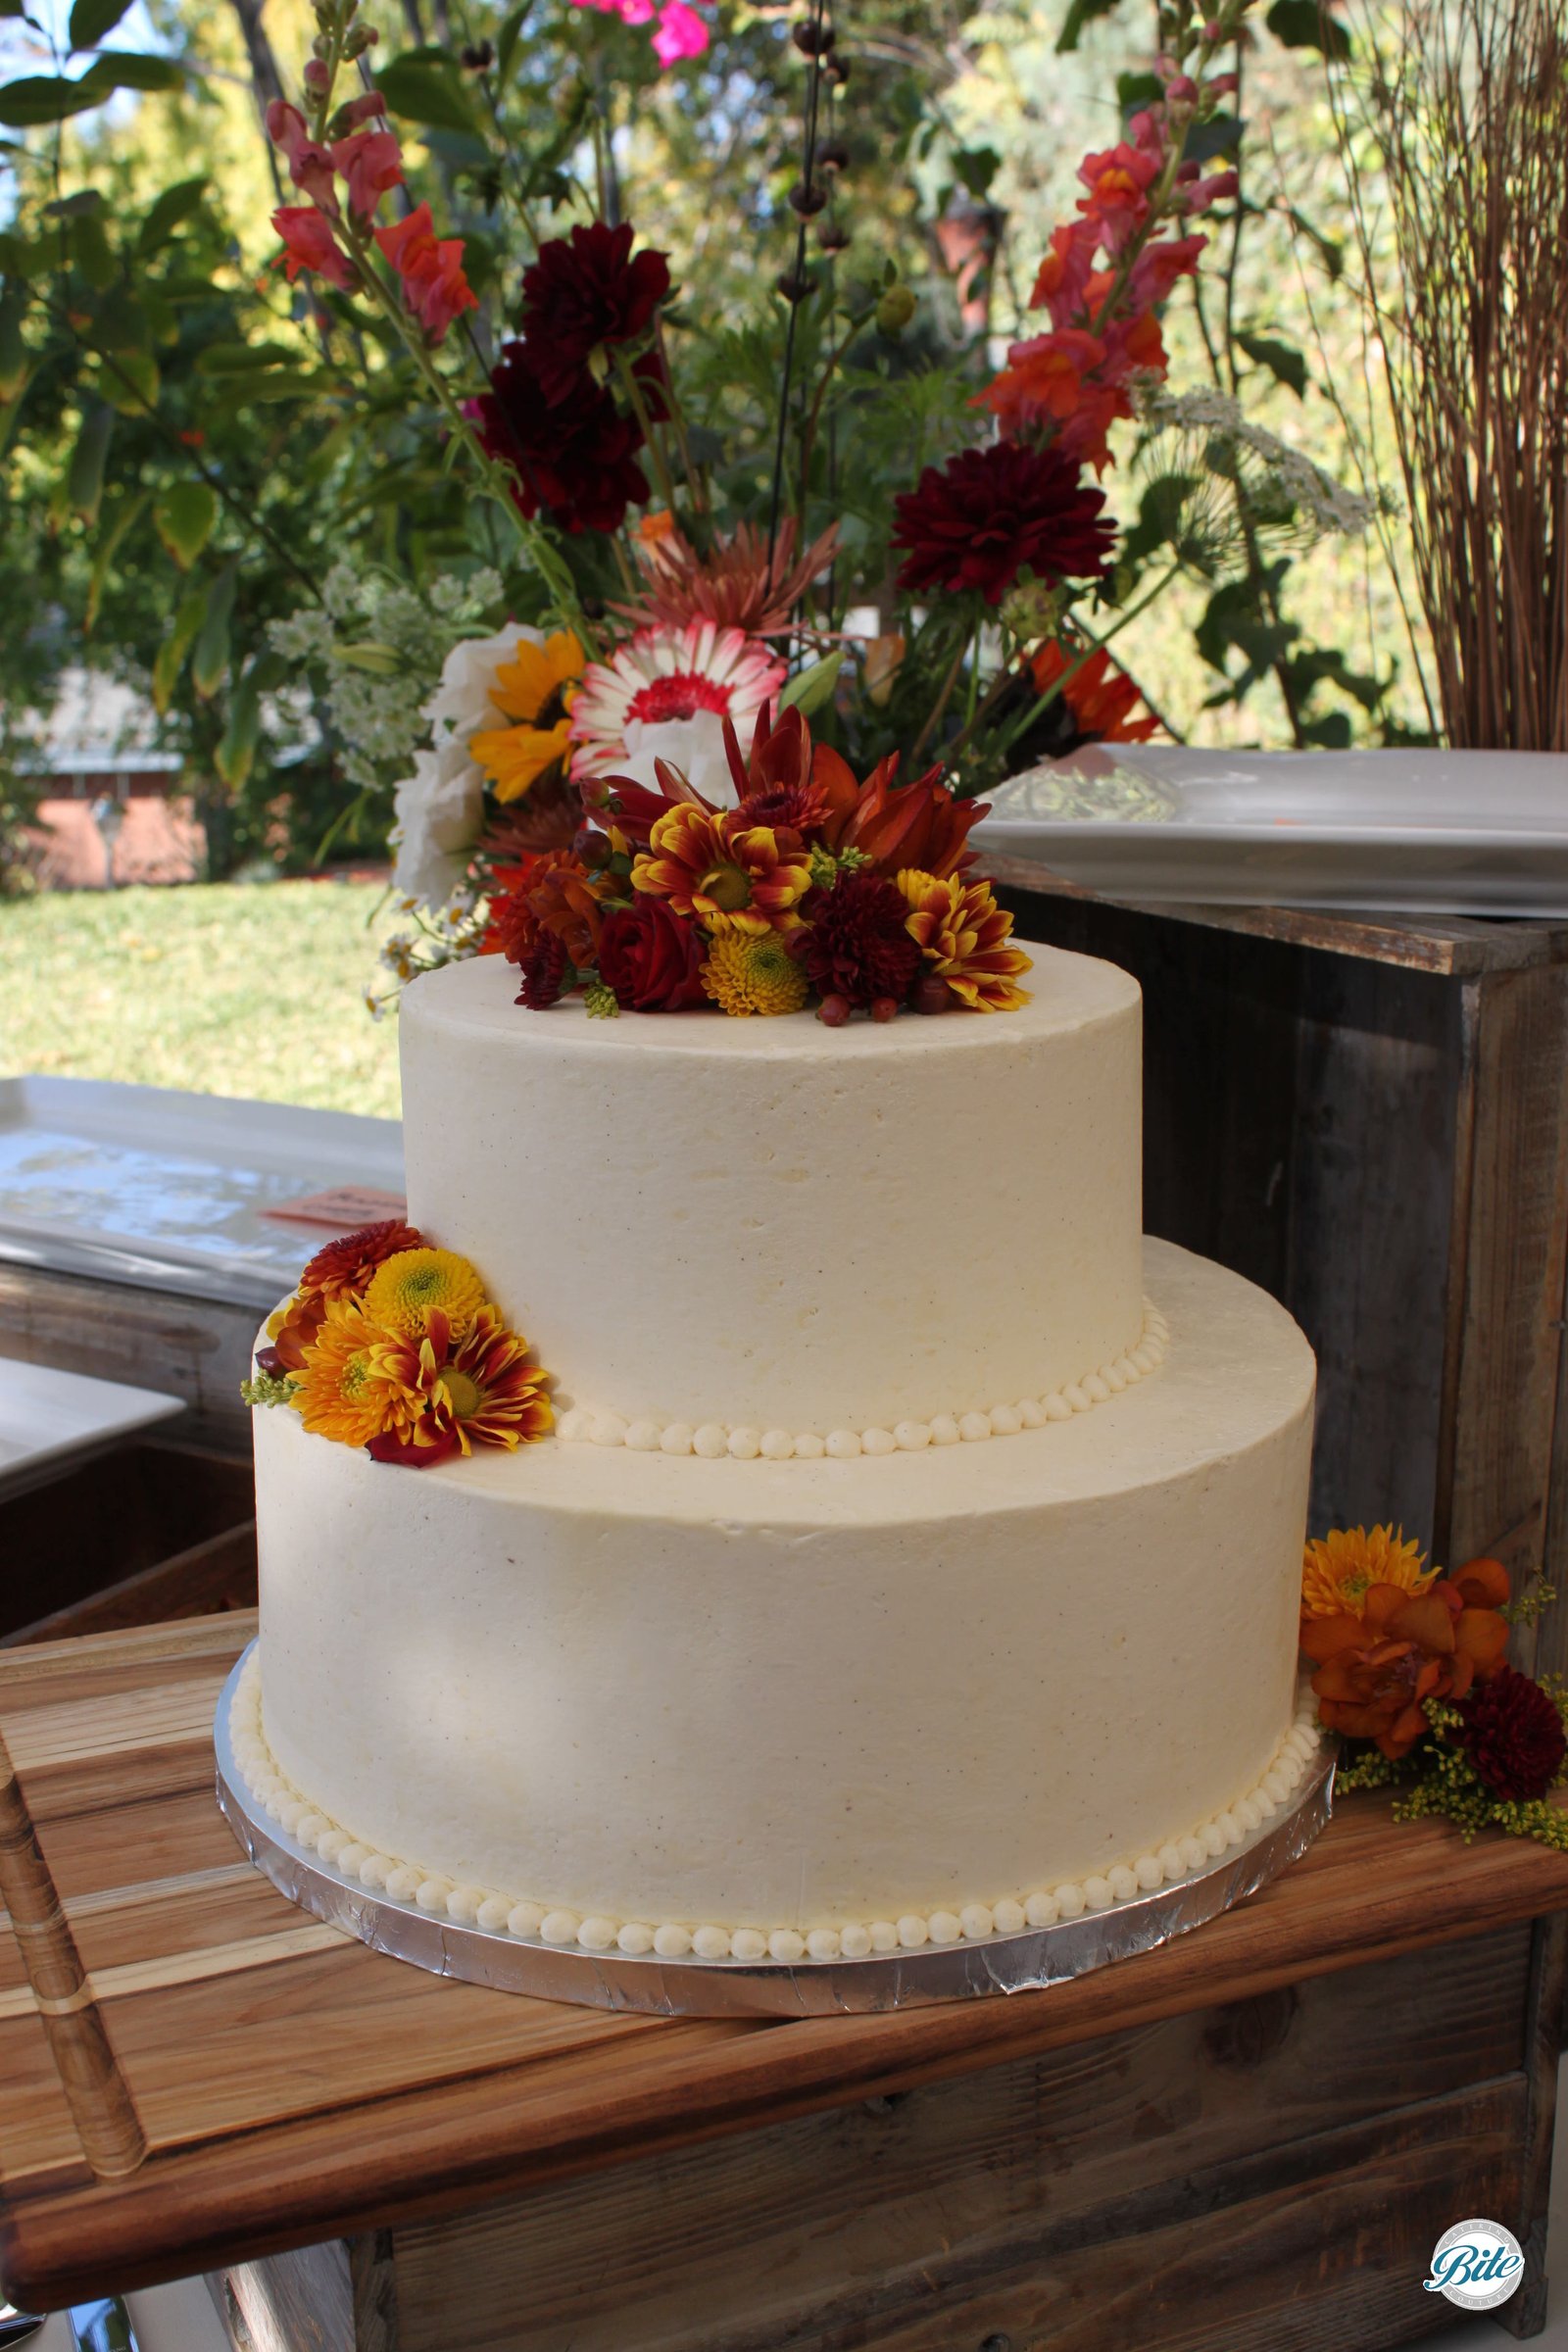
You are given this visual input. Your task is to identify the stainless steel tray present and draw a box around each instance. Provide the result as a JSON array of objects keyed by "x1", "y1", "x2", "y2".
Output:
[{"x1": 215, "y1": 1644, "x2": 1333, "y2": 2019}]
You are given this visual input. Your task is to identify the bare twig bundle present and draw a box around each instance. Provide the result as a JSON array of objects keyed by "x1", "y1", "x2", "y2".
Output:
[{"x1": 1334, "y1": 0, "x2": 1568, "y2": 750}]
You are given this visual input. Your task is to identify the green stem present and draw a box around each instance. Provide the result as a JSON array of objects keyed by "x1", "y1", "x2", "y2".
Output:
[
  {"x1": 339, "y1": 217, "x2": 599, "y2": 653},
  {"x1": 910, "y1": 630, "x2": 971, "y2": 764},
  {"x1": 612, "y1": 347, "x2": 678, "y2": 518}
]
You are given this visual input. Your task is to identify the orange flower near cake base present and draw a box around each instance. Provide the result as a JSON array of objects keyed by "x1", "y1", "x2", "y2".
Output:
[
  {"x1": 1300, "y1": 1567, "x2": 1512, "y2": 1759},
  {"x1": 362, "y1": 1247, "x2": 487, "y2": 1346},
  {"x1": 631, "y1": 805, "x2": 810, "y2": 936},
  {"x1": 366, "y1": 1306, "x2": 553, "y2": 1464},
  {"x1": 897, "y1": 870, "x2": 1033, "y2": 1012},
  {"x1": 1300, "y1": 1524, "x2": 1434, "y2": 1625},
  {"x1": 293, "y1": 1299, "x2": 425, "y2": 1450}
]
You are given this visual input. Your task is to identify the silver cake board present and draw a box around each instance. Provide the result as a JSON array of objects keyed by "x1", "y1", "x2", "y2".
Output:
[{"x1": 214, "y1": 1645, "x2": 1334, "y2": 2019}]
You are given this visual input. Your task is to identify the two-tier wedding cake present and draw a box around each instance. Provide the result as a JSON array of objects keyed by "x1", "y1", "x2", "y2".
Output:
[{"x1": 232, "y1": 935, "x2": 1318, "y2": 1965}]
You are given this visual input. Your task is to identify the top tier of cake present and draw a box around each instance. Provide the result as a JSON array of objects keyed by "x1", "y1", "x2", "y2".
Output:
[{"x1": 398, "y1": 941, "x2": 1144, "y2": 1442}]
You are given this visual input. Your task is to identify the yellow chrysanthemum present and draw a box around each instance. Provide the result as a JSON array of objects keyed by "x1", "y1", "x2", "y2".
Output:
[
  {"x1": 293, "y1": 1299, "x2": 422, "y2": 1449},
  {"x1": 469, "y1": 630, "x2": 585, "y2": 805},
  {"x1": 1301, "y1": 1524, "x2": 1434, "y2": 1622},
  {"x1": 362, "y1": 1248, "x2": 487, "y2": 1345},
  {"x1": 700, "y1": 930, "x2": 808, "y2": 1017},
  {"x1": 896, "y1": 868, "x2": 1032, "y2": 1012}
]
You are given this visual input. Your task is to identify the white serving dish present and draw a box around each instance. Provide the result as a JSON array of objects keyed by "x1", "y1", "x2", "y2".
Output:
[
  {"x1": 977, "y1": 747, "x2": 1568, "y2": 915},
  {"x1": 0, "y1": 1076, "x2": 404, "y2": 1310},
  {"x1": 0, "y1": 1356, "x2": 185, "y2": 1502}
]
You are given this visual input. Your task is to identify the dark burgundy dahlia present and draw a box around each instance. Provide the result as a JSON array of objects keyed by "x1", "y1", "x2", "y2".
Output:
[
  {"x1": 469, "y1": 339, "x2": 650, "y2": 535},
  {"x1": 892, "y1": 440, "x2": 1116, "y2": 606},
  {"x1": 793, "y1": 871, "x2": 921, "y2": 1009},
  {"x1": 520, "y1": 222, "x2": 672, "y2": 405},
  {"x1": 1456, "y1": 1666, "x2": 1567, "y2": 1802}
]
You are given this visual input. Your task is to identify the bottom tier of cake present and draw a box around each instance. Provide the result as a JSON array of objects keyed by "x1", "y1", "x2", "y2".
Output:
[{"x1": 250, "y1": 1237, "x2": 1316, "y2": 1948}]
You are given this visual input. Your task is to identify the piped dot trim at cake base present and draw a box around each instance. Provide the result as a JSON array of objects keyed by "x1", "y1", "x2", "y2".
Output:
[
  {"x1": 229, "y1": 1653, "x2": 1319, "y2": 1965},
  {"x1": 552, "y1": 1300, "x2": 1169, "y2": 1462}
]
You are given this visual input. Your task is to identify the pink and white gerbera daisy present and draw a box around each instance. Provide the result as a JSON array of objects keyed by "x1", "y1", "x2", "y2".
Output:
[{"x1": 569, "y1": 622, "x2": 786, "y2": 808}]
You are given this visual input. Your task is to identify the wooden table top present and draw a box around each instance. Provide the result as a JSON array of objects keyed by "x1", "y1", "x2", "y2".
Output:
[{"x1": 6, "y1": 1614, "x2": 1568, "y2": 2311}]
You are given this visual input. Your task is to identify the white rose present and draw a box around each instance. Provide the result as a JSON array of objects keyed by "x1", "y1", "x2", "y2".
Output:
[
  {"x1": 391, "y1": 736, "x2": 485, "y2": 909},
  {"x1": 616, "y1": 711, "x2": 738, "y2": 807},
  {"x1": 425, "y1": 624, "x2": 544, "y2": 738}
]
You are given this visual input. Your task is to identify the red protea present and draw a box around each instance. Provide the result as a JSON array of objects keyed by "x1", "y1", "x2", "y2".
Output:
[
  {"x1": 1457, "y1": 1666, "x2": 1567, "y2": 1802},
  {"x1": 792, "y1": 871, "x2": 922, "y2": 1010}
]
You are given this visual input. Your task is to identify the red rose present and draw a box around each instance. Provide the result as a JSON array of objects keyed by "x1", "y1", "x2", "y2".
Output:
[{"x1": 599, "y1": 898, "x2": 708, "y2": 1011}]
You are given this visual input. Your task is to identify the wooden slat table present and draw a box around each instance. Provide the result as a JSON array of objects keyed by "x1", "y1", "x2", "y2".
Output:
[{"x1": 5, "y1": 1615, "x2": 1568, "y2": 2352}]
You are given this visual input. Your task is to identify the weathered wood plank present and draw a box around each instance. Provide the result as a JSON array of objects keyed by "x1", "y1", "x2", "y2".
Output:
[
  {"x1": 0, "y1": 1262, "x2": 259, "y2": 1453},
  {"x1": 392, "y1": 1928, "x2": 1531, "y2": 2352}
]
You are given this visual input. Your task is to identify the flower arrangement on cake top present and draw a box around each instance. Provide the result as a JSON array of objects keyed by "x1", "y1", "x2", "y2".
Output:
[
  {"x1": 245, "y1": 1219, "x2": 552, "y2": 1468},
  {"x1": 1299, "y1": 1525, "x2": 1568, "y2": 1848},
  {"x1": 488, "y1": 701, "x2": 1030, "y2": 1023}
]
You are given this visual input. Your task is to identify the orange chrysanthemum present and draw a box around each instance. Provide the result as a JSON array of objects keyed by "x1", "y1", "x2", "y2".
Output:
[
  {"x1": 362, "y1": 1248, "x2": 487, "y2": 1345},
  {"x1": 366, "y1": 1305, "x2": 553, "y2": 1465},
  {"x1": 896, "y1": 869, "x2": 1033, "y2": 1012},
  {"x1": 292, "y1": 1298, "x2": 424, "y2": 1450},
  {"x1": 1301, "y1": 1525, "x2": 1434, "y2": 1624},
  {"x1": 631, "y1": 804, "x2": 811, "y2": 936}
]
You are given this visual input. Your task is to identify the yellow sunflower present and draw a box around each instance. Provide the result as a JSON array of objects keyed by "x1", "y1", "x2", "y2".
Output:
[
  {"x1": 293, "y1": 1299, "x2": 422, "y2": 1449},
  {"x1": 469, "y1": 630, "x2": 586, "y2": 804},
  {"x1": 362, "y1": 1248, "x2": 487, "y2": 1346},
  {"x1": 1301, "y1": 1524, "x2": 1434, "y2": 1622}
]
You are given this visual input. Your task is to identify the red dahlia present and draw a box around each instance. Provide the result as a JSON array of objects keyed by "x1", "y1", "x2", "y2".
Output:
[
  {"x1": 792, "y1": 871, "x2": 921, "y2": 1009},
  {"x1": 514, "y1": 928, "x2": 570, "y2": 1010},
  {"x1": 1456, "y1": 1666, "x2": 1567, "y2": 1802},
  {"x1": 469, "y1": 340, "x2": 651, "y2": 535},
  {"x1": 300, "y1": 1217, "x2": 424, "y2": 1299},
  {"x1": 520, "y1": 222, "x2": 672, "y2": 406},
  {"x1": 892, "y1": 441, "x2": 1116, "y2": 606}
]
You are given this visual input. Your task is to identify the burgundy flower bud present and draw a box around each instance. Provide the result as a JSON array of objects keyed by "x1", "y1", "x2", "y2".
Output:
[
  {"x1": 911, "y1": 972, "x2": 952, "y2": 1015},
  {"x1": 461, "y1": 38, "x2": 494, "y2": 69},
  {"x1": 1202, "y1": 17, "x2": 1222, "y2": 36},
  {"x1": 789, "y1": 179, "x2": 828, "y2": 217},
  {"x1": 869, "y1": 995, "x2": 899, "y2": 1023},
  {"x1": 816, "y1": 992, "x2": 852, "y2": 1027},
  {"x1": 792, "y1": 18, "x2": 836, "y2": 54},
  {"x1": 572, "y1": 825, "x2": 614, "y2": 870},
  {"x1": 824, "y1": 51, "x2": 851, "y2": 84},
  {"x1": 1166, "y1": 73, "x2": 1198, "y2": 100},
  {"x1": 777, "y1": 268, "x2": 817, "y2": 303},
  {"x1": 1208, "y1": 70, "x2": 1239, "y2": 92},
  {"x1": 817, "y1": 138, "x2": 850, "y2": 172},
  {"x1": 304, "y1": 56, "x2": 330, "y2": 89},
  {"x1": 816, "y1": 221, "x2": 852, "y2": 253},
  {"x1": 1176, "y1": 157, "x2": 1201, "y2": 181}
]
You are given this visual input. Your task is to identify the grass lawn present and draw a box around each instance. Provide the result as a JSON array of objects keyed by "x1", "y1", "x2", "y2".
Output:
[{"x1": 0, "y1": 879, "x2": 405, "y2": 1118}]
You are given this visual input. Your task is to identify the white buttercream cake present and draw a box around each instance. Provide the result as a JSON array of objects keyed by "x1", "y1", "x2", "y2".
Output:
[{"x1": 238, "y1": 939, "x2": 1318, "y2": 1961}]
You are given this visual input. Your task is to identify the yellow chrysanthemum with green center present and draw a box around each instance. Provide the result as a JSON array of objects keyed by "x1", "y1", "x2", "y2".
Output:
[
  {"x1": 700, "y1": 930, "x2": 808, "y2": 1017},
  {"x1": 1301, "y1": 1524, "x2": 1434, "y2": 1622},
  {"x1": 362, "y1": 1248, "x2": 487, "y2": 1345}
]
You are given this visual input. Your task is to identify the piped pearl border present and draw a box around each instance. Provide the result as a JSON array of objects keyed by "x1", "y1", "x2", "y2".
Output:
[
  {"x1": 552, "y1": 1300, "x2": 1169, "y2": 1462},
  {"x1": 229, "y1": 1653, "x2": 1318, "y2": 1965}
]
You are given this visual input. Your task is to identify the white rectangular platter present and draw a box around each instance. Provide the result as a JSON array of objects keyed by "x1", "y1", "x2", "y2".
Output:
[
  {"x1": 977, "y1": 748, "x2": 1568, "y2": 916},
  {"x1": 0, "y1": 1076, "x2": 404, "y2": 1311},
  {"x1": 0, "y1": 1355, "x2": 185, "y2": 1502}
]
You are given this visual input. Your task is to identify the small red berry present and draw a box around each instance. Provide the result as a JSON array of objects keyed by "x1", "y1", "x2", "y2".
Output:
[
  {"x1": 869, "y1": 995, "x2": 899, "y2": 1023},
  {"x1": 816, "y1": 992, "x2": 852, "y2": 1027},
  {"x1": 911, "y1": 972, "x2": 952, "y2": 1014}
]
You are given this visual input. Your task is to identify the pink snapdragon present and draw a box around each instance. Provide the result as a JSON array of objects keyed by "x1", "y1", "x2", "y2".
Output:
[
  {"x1": 331, "y1": 126, "x2": 405, "y2": 221},
  {"x1": 374, "y1": 201, "x2": 478, "y2": 344},
  {"x1": 272, "y1": 206, "x2": 358, "y2": 290},
  {"x1": 267, "y1": 99, "x2": 338, "y2": 213}
]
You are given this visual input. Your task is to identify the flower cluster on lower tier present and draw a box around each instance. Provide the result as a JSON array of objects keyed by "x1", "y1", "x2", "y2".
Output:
[
  {"x1": 242, "y1": 1217, "x2": 552, "y2": 1470},
  {"x1": 228, "y1": 1654, "x2": 1319, "y2": 1965},
  {"x1": 554, "y1": 1302, "x2": 1167, "y2": 1459}
]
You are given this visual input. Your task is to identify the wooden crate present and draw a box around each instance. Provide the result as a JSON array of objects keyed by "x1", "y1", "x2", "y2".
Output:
[
  {"x1": 984, "y1": 866, "x2": 1568, "y2": 1676},
  {"x1": 0, "y1": 1442, "x2": 255, "y2": 1645},
  {"x1": 4, "y1": 1619, "x2": 1568, "y2": 2352}
]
